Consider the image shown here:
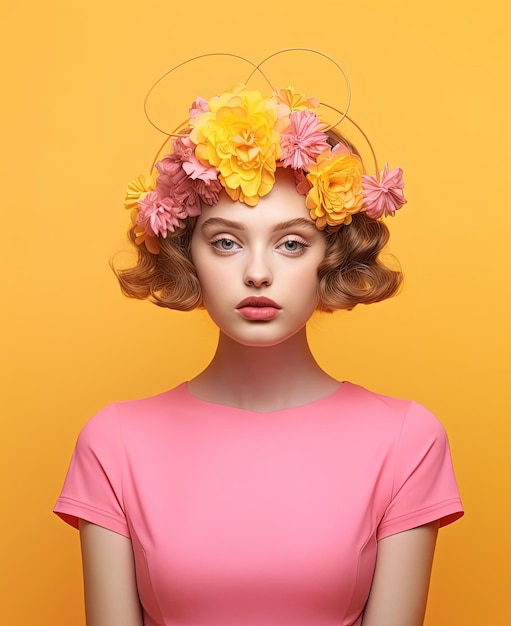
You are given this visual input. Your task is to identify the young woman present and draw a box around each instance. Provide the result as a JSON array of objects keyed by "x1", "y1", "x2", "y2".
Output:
[{"x1": 54, "y1": 72, "x2": 463, "y2": 626}]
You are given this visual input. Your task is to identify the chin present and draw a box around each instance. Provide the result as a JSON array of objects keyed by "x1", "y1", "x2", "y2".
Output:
[
  {"x1": 222, "y1": 325, "x2": 306, "y2": 349},
  {"x1": 233, "y1": 338, "x2": 288, "y2": 348}
]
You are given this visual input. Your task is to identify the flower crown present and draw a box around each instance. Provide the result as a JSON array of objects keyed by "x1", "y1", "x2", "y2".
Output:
[{"x1": 124, "y1": 84, "x2": 406, "y2": 254}]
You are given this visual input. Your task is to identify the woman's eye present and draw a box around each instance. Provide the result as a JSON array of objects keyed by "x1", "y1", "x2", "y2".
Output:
[
  {"x1": 279, "y1": 239, "x2": 308, "y2": 254},
  {"x1": 212, "y1": 238, "x2": 239, "y2": 251}
]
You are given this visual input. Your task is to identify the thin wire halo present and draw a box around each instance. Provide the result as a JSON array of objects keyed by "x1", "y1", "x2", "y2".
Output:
[
  {"x1": 246, "y1": 48, "x2": 352, "y2": 130},
  {"x1": 144, "y1": 53, "x2": 265, "y2": 136},
  {"x1": 142, "y1": 49, "x2": 379, "y2": 178},
  {"x1": 143, "y1": 49, "x2": 352, "y2": 136}
]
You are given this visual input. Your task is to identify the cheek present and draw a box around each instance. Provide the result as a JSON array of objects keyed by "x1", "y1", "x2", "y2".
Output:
[
  {"x1": 292, "y1": 254, "x2": 324, "y2": 288},
  {"x1": 299, "y1": 255, "x2": 325, "y2": 306},
  {"x1": 190, "y1": 245, "x2": 213, "y2": 289},
  {"x1": 193, "y1": 259, "x2": 232, "y2": 309}
]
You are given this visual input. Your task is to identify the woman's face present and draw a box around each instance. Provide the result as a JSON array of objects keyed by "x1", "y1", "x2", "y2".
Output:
[{"x1": 190, "y1": 169, "x2": 327, "y2": 347}]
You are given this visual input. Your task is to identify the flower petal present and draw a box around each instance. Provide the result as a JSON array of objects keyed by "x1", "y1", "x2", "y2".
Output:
[{"x1": 362, "y1": 164, "x2": 407, "y2": 218}]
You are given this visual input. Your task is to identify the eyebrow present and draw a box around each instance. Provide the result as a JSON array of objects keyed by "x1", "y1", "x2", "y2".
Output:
[
  {"x1": 200, "y1": 217, "x2": 246, "y2": 231},
  {"x1": 200, "y1": 216, "x2": 317, "y2": 232},
  {"x1": 273, "y1": 218, "x2": 317, "y2": 232}
]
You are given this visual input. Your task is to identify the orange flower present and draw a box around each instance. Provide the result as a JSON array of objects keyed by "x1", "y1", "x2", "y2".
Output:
[
  {"x1": 190, "y1": 84, "x2": 280, "y2": 206},
  {"x1": 305, "y1": 149, "x2": 364, "y2": 229}
]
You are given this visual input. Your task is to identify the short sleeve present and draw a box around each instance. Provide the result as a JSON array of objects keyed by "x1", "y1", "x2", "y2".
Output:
[
  {"x1": 53, "y1": 403, "x2": 130, "y2": 537},
  {"x1": 377, "y1": 401, "x2": 464, "y2": 540}
]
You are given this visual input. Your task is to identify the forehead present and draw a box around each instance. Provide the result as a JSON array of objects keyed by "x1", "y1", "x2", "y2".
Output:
[{"x1": 195, "y1": 168, "x2": 316, "y2": 232}]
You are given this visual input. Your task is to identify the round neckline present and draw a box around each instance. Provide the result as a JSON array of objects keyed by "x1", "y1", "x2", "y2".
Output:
[{"x1": 182, "y1": 380, "x2": 351, "y2": 415}]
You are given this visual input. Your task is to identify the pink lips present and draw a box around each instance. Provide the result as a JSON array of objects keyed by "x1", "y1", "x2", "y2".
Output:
[{"x1": 236, "y1": 297, "x2": 282, "y2": 321}]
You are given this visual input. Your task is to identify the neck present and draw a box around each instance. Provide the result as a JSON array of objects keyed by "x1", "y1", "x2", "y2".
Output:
[{"x1": 188, "y1": 328, "x2": 340, "y2": 411}]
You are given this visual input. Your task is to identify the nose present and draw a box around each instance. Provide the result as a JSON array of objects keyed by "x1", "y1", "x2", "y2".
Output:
[{"x1": 243, "y1": 248, "x2": 273, "y2": 288}]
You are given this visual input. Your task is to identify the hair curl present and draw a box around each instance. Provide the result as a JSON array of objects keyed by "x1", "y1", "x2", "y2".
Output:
[
  {"x1": 317, "y1": 214, "x2": 402, "y2": 311},
  {"x1": 113, "y1": 219, "x2": 202, "y2": 311}
]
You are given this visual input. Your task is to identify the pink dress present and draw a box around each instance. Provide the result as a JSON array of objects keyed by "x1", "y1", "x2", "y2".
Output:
[{"x1": 54, "y1": 381, "x2": 463, "y2": 626}]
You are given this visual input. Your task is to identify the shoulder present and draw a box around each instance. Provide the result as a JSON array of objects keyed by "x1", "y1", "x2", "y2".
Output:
[
  {"x1": 76, "y1": 382, "x2": 190, "y2": 447},
  {"x1": 340, "y1": 381, "x2": 446, "y2": 437},
  {"x1": 345, "y1": 386, "x2": 459, "y2": 499},
  {"x1": 336, "y1": 383, "x2": 454, "y2": 468}
]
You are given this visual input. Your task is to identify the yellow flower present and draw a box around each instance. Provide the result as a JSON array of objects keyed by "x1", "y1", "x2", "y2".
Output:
[
  {"x1": 190, "y1": 84, "x2": 280, "y2": 206},
  {"x1": 305, "y1": 149, "x2": 364, "y2": 229},
  {"x1": 275, "y1": 86, "x2": 319, "y2": 115},
  {"x1": 124, "y1": 173, "x2": 157, "y2": 224}
]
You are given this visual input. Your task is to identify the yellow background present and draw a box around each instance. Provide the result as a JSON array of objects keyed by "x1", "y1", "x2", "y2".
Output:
[{"x1": 1, "y1": 0, "x2": 509, "y2": 623}]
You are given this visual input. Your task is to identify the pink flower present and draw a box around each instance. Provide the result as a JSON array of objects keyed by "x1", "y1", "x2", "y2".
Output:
[
  {"x1": 182, "y1": 152, "x2": 218, "y2": 182},
  {"x1": 136, "y1": 190, "x2": 187, "y2": 237},
  {"x1": 170, "y1": 135, "x2": 195, "y2": 161},
  {"x1": 280, "y1": 110, "x2": 329, "y2": 170},
  {"x1": 157, "y1": 136, "x2": 218, "y2": 185},
  {"x1": 362, "y1": 164, "x2": 407, "y2": 218},
  {"x1": 189, "y1": 96, "x2": 209, "y2": 119},
  {"x1": 155, "y1": 154, "x2": 184, "y2": 186},
  {"x1": 171, "y1": 177, "x2": 202, "y2": 217},
  {"x1": 155, "y1": 134, "x2": 223, "y2": 216},
  {"x1": 193, "y1": 178, "x2": 223, "y2": 205}
]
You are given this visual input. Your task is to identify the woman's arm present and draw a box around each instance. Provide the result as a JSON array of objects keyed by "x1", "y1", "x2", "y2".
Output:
[
  {"x1": 79, "y1": 519, "x2": 143, "y2": 626},
  {"x1": 361, "y1": 521, "x2": 440, "y2": 626}
]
